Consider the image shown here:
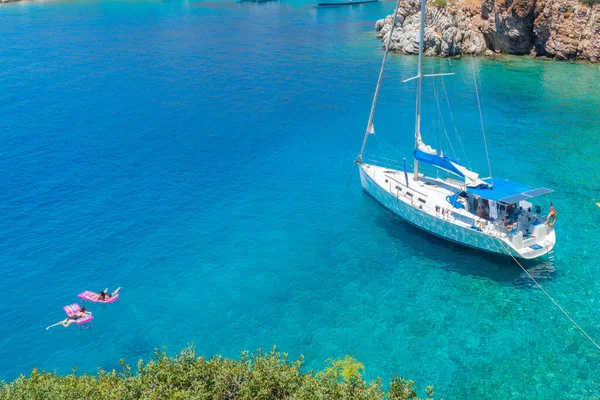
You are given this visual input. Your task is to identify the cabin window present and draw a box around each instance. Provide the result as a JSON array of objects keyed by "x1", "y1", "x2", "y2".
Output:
[
  {"x1": 406, "y1": 192, "x2": 413, "y2": 197},
  {"x1": 395, "y1": 186, "x2": 402, "y2": 191},
  {"x1": 385, "y1": 179, "x2": 388, "y2": 183},
  {"x1": 418, "y1": 198, "x2": 426, "y2": 204}
]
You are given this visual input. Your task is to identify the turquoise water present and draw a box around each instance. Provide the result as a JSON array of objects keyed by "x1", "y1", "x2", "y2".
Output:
[{"x1": 1, "y1": 0, "x2": 599, "y2": 397}]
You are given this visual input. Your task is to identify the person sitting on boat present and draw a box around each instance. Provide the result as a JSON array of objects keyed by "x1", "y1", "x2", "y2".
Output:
[
  {"x1": 96, "y1": 287, "x2": 121, "y2": 301},
  {"x1": 46, "y1": 307, "x2": 92, "y2": 330},
  {"x1": 476, "y1": 199, "x2": 489, "y2": 219}
]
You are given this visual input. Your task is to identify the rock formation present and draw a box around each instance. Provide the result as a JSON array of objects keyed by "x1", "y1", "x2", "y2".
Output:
[{"x1": 376, "y1": 0, "x2": 600, "y2": 61}]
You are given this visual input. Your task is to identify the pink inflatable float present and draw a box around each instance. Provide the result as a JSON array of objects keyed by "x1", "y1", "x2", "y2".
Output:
[
  {"x1": 78, "y1": 291, "x2": 120, "y2": 303},
  {"x1": 63, "y1": 304, "x2": 93, "y2": 325}
]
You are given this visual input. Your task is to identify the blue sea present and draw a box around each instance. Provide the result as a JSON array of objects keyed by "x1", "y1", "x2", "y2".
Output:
[{"x1": 1, "y1": 0, "x2": 599, "y2": 397}]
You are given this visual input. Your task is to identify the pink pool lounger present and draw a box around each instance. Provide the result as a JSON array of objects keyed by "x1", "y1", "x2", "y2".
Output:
[
  {"x1": 63, "y1": 304, "x2": 93, "y2": 325},
  {"x1": 78, "y1": 291, "x2": 120, "y2": 303}
]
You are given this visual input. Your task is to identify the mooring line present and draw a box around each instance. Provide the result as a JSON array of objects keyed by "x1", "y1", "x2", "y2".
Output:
[{"x1": 496, "y1": 239, "x2": 600, "y2": 351}]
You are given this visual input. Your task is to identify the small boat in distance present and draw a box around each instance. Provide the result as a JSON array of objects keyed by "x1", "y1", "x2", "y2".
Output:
[
  {"x1": 356, "y1": 0, "x2": 556, "y2": 259},
  {"x1": 318, "y1": 0, "x2": 377, "y2": 6}
]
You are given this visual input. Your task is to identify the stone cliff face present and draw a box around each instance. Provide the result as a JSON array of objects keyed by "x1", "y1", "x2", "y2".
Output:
[
  {"x1": 376, "y1": 0, "x2": 600, "y2": 61},
  {"x1": 376, "y1": 1, "x2": 488, "y2": 56},
  {"x1": 479, "y1": 0, "x2": 536, "y2": 54},
  {"x1": 533, "y1": 0, "x2": 600, "y2": 60}
]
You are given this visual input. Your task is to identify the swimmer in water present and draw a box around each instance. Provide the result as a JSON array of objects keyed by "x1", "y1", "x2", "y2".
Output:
[
  {"x1": 96, "y1": 287, "x2": 121, "y2": 301},
  {"x1": 46, "y1": 307, "x2": 92, "y2": 330}
]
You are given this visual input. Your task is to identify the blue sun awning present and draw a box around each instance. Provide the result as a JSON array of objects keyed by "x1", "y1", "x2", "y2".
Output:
[{"x1": 466, "y1": 178, "x2": 553, "y2": 204}]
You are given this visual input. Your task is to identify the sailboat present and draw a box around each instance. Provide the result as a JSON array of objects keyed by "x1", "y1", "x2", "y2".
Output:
[{"x1": 356, "y1": 0, "x2": 556, "y2": 259}]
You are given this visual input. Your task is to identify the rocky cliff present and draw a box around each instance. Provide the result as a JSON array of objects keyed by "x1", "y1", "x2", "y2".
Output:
[{"x1": 376, "y1": 0, "x2": 600, "y2": 61}]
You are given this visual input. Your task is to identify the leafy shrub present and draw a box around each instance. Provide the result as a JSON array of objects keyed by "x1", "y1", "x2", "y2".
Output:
[
  {"x1": 581, "y1": 0, "x2": 600, "y2": 4},
  {"x1": 0, "y1": 346, "x2": 437, "y2": 400},
  {"x1": 431, "y1": 0, "x2": 448, "y2": 7}
]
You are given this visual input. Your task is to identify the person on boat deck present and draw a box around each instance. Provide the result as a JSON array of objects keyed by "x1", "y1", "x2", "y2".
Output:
[
  {"x1": 96, "y1": 287, "x2": 121, "y2": 301},
  {"x1": 47, "y1": 307, "x2": 92, "y2": 329},
  {"x1": 477, "y1": 199, "x2": 490, "y2": 219}
]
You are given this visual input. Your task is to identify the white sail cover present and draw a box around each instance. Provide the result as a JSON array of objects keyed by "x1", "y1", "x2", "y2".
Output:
[
  {"x1": 451, "y1": 163, "x2": 487, "y2": 187},
  {"x1": 416, "y1": 133, "x2": 436, "y2": 154}
]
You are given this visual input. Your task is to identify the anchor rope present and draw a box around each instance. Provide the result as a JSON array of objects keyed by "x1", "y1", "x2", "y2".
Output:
[{"x1": 496, "y1": 239, "x2": 600, "y2": 351}]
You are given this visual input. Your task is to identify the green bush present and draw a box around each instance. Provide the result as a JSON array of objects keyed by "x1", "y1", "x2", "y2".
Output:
[
  {"x1": 0, "y1": 346, "x2": 437, "y2": 400},
  {"x1": 431, "y1": 0, "x2": 448, "y2": 7},
  {"x1": 581, "y1": 0, "x2": 600, "y2": 4}
]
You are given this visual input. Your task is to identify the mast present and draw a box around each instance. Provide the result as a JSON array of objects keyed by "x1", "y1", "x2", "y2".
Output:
[{"x1": 413, "y1": 0, "x2": 426, "y2": 181}]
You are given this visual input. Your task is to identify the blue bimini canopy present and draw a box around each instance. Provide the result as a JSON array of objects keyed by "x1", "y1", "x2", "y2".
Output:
[{"x1": 466, "y1": 178, "x2": 553, "y2": 204}]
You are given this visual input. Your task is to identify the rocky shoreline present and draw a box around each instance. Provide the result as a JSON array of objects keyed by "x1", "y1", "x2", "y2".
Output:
[{"x1": 376, "y1": 0, "x2": 600, "y2": 62}]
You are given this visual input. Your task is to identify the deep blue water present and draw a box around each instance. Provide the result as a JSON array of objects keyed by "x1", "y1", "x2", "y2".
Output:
[{"x1": 1, "y1": 0, "x2": 600, "y2": 397}]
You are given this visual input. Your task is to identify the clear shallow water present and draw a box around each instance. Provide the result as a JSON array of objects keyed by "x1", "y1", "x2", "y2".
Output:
[{"x1": 0, "y1": 0, "x2": 599, "y2": 397}]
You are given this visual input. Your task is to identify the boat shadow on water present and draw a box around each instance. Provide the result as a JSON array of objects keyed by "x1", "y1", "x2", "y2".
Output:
[{"x1": 368, "y1": 197, "x2": 556, "y2": 287}]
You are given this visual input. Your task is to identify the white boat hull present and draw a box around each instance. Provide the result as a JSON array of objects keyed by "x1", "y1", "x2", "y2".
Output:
[{"x1": 359, "y1": 164, "x2": 555, "y2": 259}]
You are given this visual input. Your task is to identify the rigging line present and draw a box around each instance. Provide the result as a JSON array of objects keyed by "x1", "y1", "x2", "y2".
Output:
[
  {"x1": 471, "y1": 57, "x2": 493, "y2": 180},
  {"x1": 432, "y1": 78, "x2": 458, "y2": 161},
  {"x1": 358, "y1": 0, "x2": 403, "y2": 160},
  {"x1": 496, "y1": 239, "x2": 600, "y2": 352},
  {"x1": 374, "y1": 134, "x2": 390, "y2": 165},
  {"x1": 350, "y1": 132, "x2": 395, "y2": 186},
  {"x1": 432, "y1": 80, "x2": 451, "y2": 159},
  {"x1": 360, "y1": 157, "x2": 404, "y2": 170},
  {"x1": 431, "y1": 118, "x2": 438, "y2": 153},
  {"x1": 363, "y1": 155, "x2": 405, "y2": 165},
  {"x1": 441, "y1": 79, "x2": 471, "y2": 169},
  {"x1": 373, "y1": 134, "x2": 404, "y2": 156},
  {"x1": 431, "y1": 117, "x2": 444, "y2": 160}
]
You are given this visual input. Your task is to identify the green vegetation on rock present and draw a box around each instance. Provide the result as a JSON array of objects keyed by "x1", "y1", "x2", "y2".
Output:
[
  {"x1": 431, "y1": 0, "x2": 448, "y2": 7},
  {"x1": 0, "y1": 346, "x2": 437, "y2": 400}
]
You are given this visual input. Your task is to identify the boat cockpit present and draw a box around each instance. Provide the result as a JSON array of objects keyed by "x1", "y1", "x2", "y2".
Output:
[{"x1": 444, "y1": 177, "x2": 556, "y2": 249}]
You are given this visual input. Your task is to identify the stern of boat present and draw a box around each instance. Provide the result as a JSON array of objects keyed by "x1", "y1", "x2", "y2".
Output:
[{"x1": 505, "y1": 225, "x2": 557, "y2": 260}]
